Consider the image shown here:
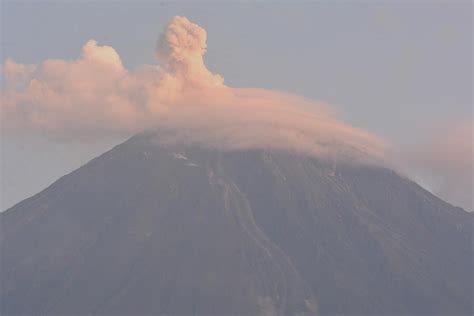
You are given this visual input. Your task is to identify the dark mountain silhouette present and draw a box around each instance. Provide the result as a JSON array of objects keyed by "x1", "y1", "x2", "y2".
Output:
[{"x1": 1, "y1": 132, "x2": 472, "y2": 315}]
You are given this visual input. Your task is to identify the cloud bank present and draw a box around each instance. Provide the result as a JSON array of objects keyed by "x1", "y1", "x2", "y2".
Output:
[{"x1": 2, "y1": 16, "x2": 386, "y2": 162}]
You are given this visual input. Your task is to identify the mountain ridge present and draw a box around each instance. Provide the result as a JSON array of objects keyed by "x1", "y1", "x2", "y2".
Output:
[{"x1": 1, "y1": 132, "x2": 472, "y2": 315}]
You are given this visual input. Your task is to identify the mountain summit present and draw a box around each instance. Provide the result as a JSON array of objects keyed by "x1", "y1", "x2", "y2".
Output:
[{"x1": 1, "y1": 132, "x2": 472, "y2": 315}]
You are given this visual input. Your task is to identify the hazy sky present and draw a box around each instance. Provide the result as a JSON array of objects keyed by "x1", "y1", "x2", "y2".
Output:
[{"x1": 1, "y1": 1, "x2": 472, "y2": 210}]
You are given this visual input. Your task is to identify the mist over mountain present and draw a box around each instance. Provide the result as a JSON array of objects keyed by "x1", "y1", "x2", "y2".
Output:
[
  {"x1": 1, "y1": 13, "x2": 472, "y2": 316},
  {"x1": 1, "y1": 131, "x2": 472, "y2": 315},
  {"x1": 2, "y1": 14, "x2": 470, "y2": 210}
]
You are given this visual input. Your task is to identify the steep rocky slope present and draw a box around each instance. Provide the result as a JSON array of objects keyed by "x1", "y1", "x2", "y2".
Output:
[{"x1": 1, "y1": 133, "x2": 472, "y2": 315}]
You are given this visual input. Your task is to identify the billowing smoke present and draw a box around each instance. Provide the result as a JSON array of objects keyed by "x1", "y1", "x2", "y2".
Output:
[
  {"x1": 156, "y1": 16, "x2": 224, "y2": 90},
  {"x1": 1, "y1": 16, "x2": 385, "y2": 162}
]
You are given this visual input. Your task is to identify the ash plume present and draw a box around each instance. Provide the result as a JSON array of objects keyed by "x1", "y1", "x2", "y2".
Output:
[{"x1": 1, "y1": 16, "x2": 385, "y2": 162}]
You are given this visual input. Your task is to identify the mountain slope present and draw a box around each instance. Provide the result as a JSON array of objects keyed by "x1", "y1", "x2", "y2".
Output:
[{"x1": 1, "y1": 132, "x2": 472, "y2": 315}]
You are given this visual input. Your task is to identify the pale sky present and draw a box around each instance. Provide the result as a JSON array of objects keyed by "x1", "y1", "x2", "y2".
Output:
[{"x1": 1, "y1": 1, "x2": 472, "y2": 210}]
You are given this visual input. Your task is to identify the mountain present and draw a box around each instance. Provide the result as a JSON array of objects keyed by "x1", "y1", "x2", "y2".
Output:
[{"x1": 1, "y1": 132, "x2": 472, "y2": 315}]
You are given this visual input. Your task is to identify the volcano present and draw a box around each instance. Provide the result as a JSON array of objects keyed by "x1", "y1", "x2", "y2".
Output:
[{"x1": 1, "y1": 132, "x2": 472, "y2": 315}]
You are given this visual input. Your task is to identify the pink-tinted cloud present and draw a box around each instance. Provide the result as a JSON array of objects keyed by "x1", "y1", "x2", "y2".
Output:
[
  {"x1": 1, "y1": 16, "x2": 385, "y2": 162},
  {"x1": 397, "y1": 121, "x2": 473, "y2": 211},
  {"x1": 156, "y1": 16, "x2": 224, "y2": 91}
]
